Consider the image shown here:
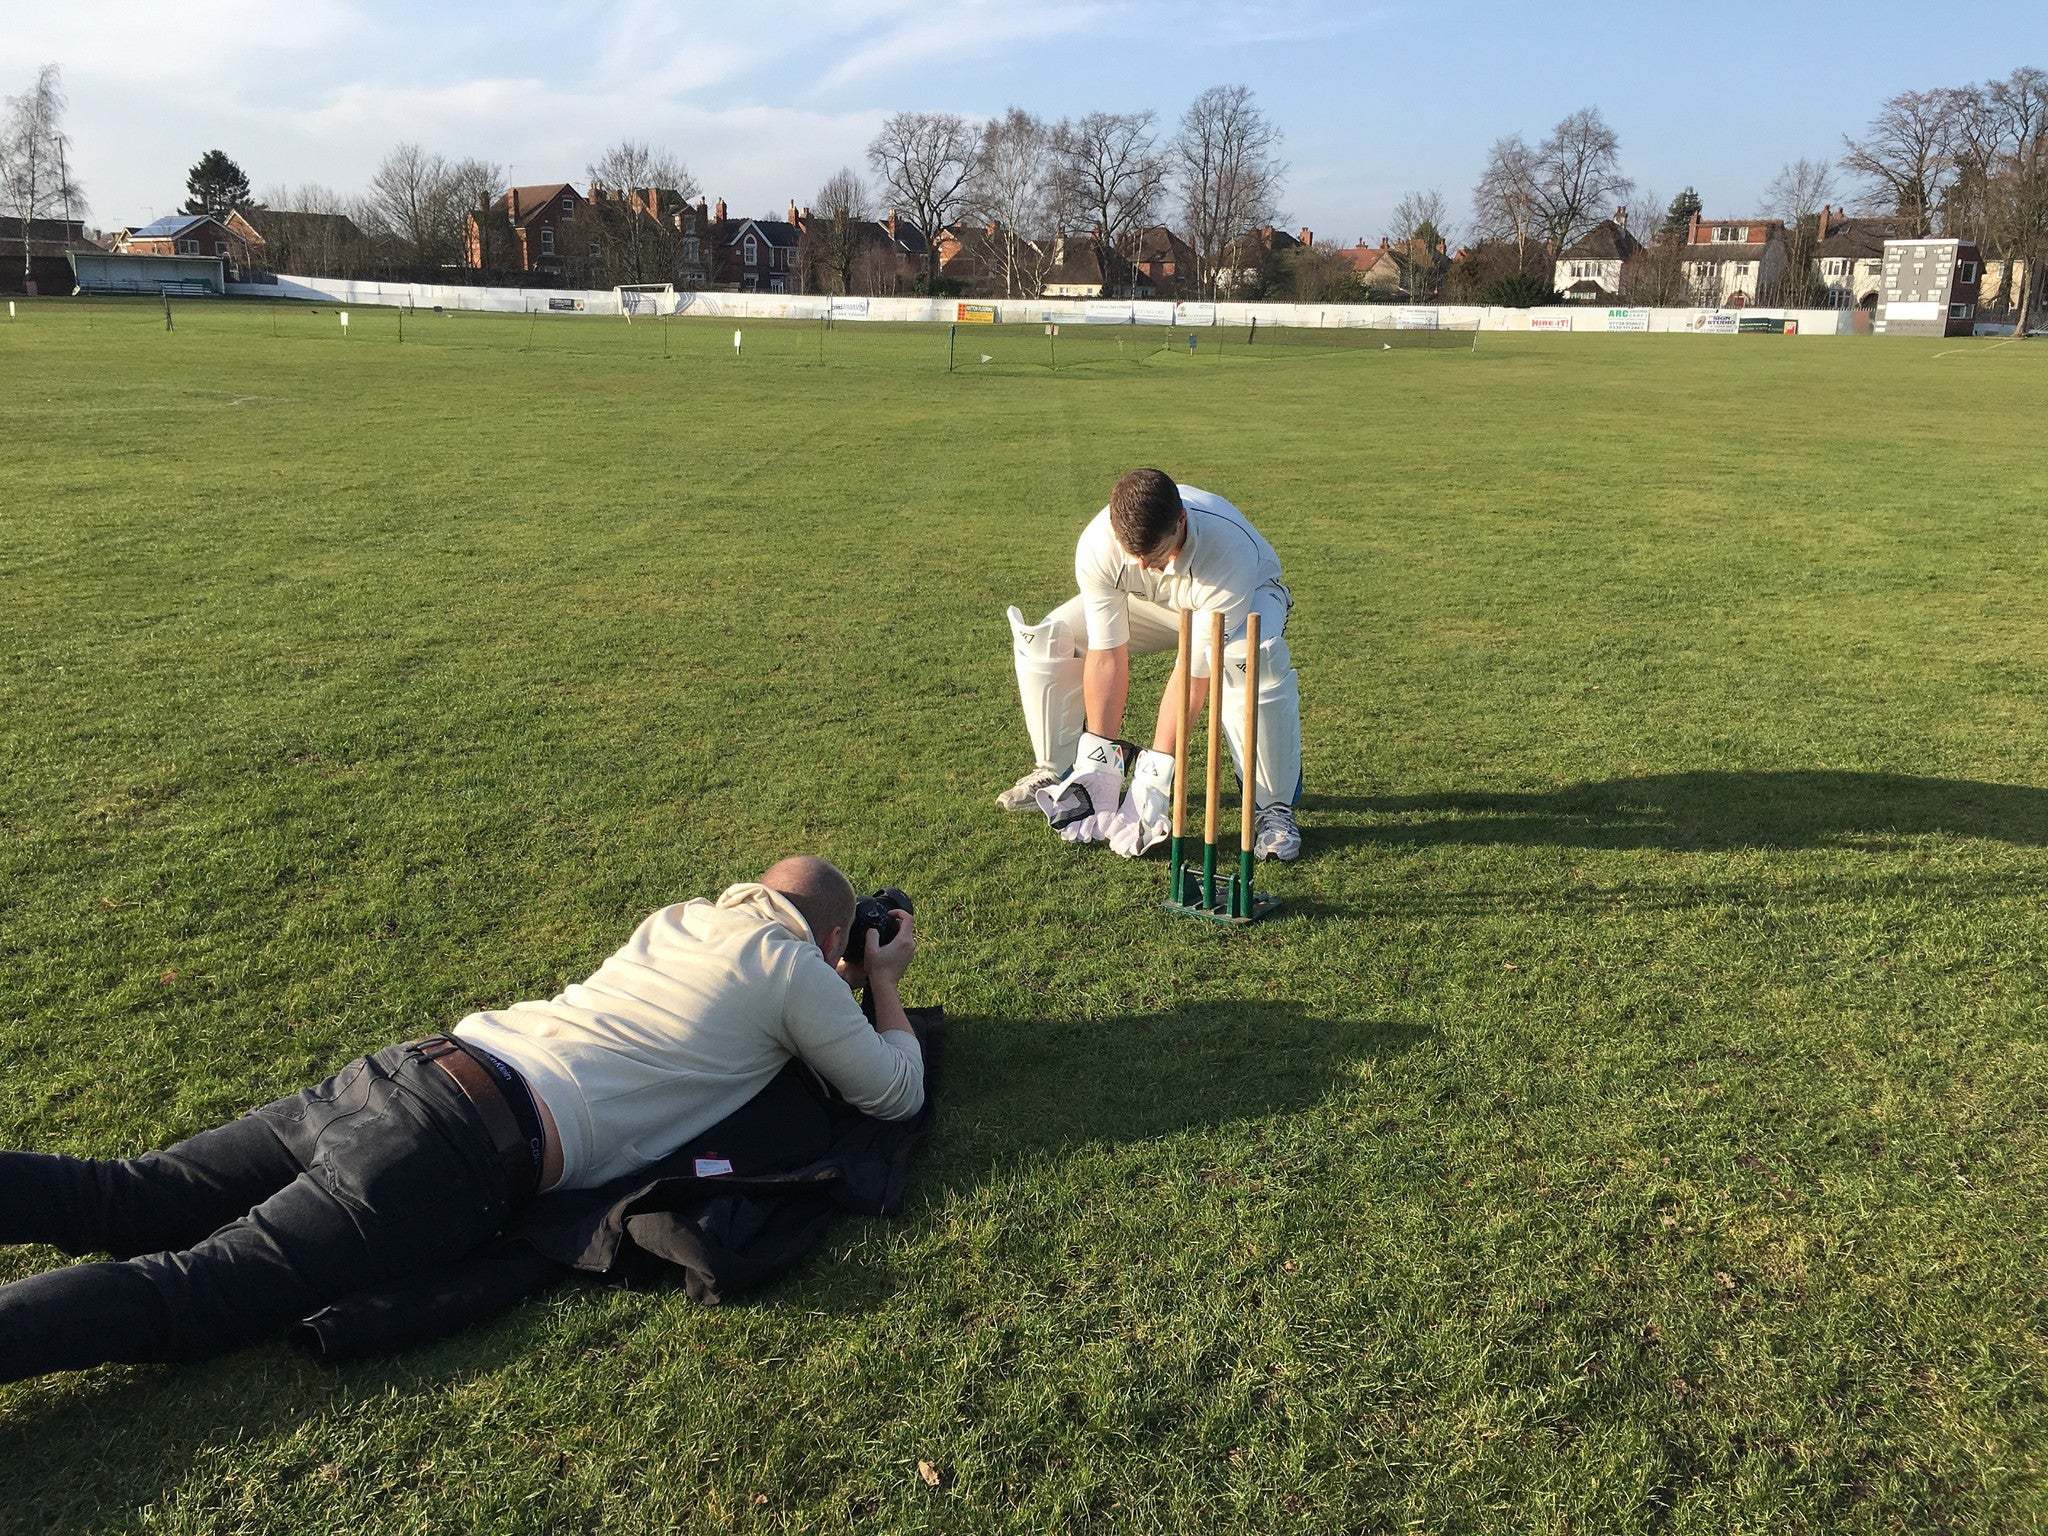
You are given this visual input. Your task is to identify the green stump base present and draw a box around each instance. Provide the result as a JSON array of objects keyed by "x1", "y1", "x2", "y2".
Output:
[{"x1": 1163, "y1": 842, "x2": 1282, "y2": 926}]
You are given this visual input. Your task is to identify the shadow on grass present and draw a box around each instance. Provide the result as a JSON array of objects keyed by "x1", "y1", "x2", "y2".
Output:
[
  {"x1": 1303, "y1": 770, "x2": 2048, "y2": 854},
  {"x1": 0, "y1": 996, "x2": 1405, "y2": 1526}
]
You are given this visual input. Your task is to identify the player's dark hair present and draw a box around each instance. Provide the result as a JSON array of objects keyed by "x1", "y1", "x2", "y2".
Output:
[{"x1": 1109, "y1": 469, "x2": 1184, "y2": 558}]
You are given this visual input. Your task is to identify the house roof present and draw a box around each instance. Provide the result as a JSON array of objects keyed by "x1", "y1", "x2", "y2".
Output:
[
  {"x1": 505, "y1": 184, "x2": 580, "y2": 223},
  {"x1": 242, "y1": 208, "x2": 362, "y2": 242},
  {"x1": 1561, "y1": 221, "x2": 1643, "y2": 261},
  {"x1": 730, "y1": 218, "x2": 801, "y2": 247},
  {"x1": 1816, "y1": 218, "x2": 1902, "y2": 258},
  {"x1": 125, "y1": 214, "x2": 221, "y2": 240},
  {"x1": 1044, "y1": 242, "x2": 1111, "y2": 289},
  {"x1": 1129, "y1": 225, "x2": 1192, "y2": 264},
  {"x1": 865, "y1": 218, "x2": 927, "y2": 255}
]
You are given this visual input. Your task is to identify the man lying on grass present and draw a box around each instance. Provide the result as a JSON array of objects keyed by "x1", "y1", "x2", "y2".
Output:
[{"x1": 0, "y1": 857, "x2": 920, "y2": 1384}]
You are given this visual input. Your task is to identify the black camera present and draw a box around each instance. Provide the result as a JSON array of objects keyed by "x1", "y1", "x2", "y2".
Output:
[{"x1": 843, "y1": 887, "x2": 912, "y2": 966}]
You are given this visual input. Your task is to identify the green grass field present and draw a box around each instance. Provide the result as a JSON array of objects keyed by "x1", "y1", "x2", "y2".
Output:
[{"x1": 3, "y1": 297, "x2": 2048, "y2": 1532}]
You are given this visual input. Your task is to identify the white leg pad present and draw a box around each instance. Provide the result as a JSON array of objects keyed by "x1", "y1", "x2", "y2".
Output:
[
  {"x1": 1220, "y1": 629, "x2": 1303, "y2": 810},
  {"x1": 1009, "y1": 604, "x2": 1086, "y2": 774}
]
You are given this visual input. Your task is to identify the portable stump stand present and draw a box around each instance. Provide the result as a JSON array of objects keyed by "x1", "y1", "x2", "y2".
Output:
[{"x1": 1165, "y1": 609, "x2": 1281, "y2": 925}]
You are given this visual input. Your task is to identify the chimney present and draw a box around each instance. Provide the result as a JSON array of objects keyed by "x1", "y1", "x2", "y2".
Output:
[
  {"x1": 714, "y1": 198, "x2": 727, "y2": 224},
  {"x1": 1299, "y1": 227, "x2": 1313, "y2": 247},
  {"x1": 788, "y1": 201, "x2": 798, "y2": 224},
  {"x1": 1380, "y1": 236, "x2": 1390, "y2": 249},
  {"x1": 1614, "y1": 205, "x2": 1627, "y2": 228},
  {"x1": 887, "y1": 209, "x2": 899, "y2": 241},
  {"x1": 1688, "y1": 212, "x2": 1701, "y2": 245},
  {"x1": 644, "y1": 188, "x2": 660, "y2": 221}
]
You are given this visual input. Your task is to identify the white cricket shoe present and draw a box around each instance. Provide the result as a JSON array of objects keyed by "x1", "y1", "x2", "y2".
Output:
[
  {"x1": 997, "y1": 766, "x2": 1063, "y2": 811},
  {"x1": 1253, "y1": 803, "x2": 1301, "y2": 862}
]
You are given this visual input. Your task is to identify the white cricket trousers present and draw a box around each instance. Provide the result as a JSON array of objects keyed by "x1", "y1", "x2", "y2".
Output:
[{"x1": 1030, "y1": 584, "x2": 1302, "y2": 809}]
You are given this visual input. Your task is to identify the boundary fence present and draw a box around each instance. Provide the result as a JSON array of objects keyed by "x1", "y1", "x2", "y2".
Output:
[{"x1": 226, "y1": 275, "x2": 1864, "y2": 337}]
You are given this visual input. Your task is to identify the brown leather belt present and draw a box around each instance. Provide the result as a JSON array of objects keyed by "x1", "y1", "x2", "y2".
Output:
[{"x1": 414, "y1": 1037, "x2": 541, "y2": 1204}]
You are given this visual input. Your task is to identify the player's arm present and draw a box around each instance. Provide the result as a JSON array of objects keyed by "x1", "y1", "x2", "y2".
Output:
[
  {"x1": 1076, "y1": 526, "x2": 1134, "y2": 738},
  {"x1": 1150, "y1": 647, "x2": 1206, "y2": 752},
  {"x1": 1083, "y1": 644, "x2": 1129, "y2": 737}
]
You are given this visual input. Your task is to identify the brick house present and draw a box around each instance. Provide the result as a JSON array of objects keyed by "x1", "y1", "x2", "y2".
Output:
[
  {"x1": 117, "y1": 213, "x2": 265, "y2": 275},
  {"x1": 1337, "y1": 234, "x2": 1449, "y2": 298},
  {"x1": 464, "y1": 183, "x2": 588, "y2": 274},
  {"x1": 1127, "y1": 225, "x2": 1195, "y2": 298},
  {"x1": 580, "y1": 186, "x2": 716, "y2": 288},
  {"x1": 936, "y1": 220, "x2": 1007, "y2": 289},
  {"x1": 718, "y1": 204, "x2": 803, "y2": 292},
  {"x1": 1219, "y1": 225, "x2": 1310, "y2": 295},
  {"x1": 1678, "y1": 214, "x2": 1787, "y2": 307}
]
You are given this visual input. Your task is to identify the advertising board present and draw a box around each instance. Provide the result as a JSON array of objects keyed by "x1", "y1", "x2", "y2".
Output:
[
  {"x1": 1605, "y1": 308, "x2": 1650, "y2": 332},
  {"x1": 1529, "y1": 314, "x2": 1572, "y2": 331},
  {"x1": 955, "y1": 303, "x2": 997, "y2": 324},
  {"x1": 1692, "y1": 312, "x2": 1739, "y2": 333}
]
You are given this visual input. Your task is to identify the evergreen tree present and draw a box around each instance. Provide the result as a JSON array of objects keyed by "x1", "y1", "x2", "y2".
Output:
[
  {"x1": 182, "y1": 150, "x2": 250, "y2": 217},
  {"x1": 1661, "y1": 186, "x2": 1703, "y2": 236}
]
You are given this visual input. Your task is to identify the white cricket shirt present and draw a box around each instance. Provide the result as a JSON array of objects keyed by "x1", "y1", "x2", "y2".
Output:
[
  {"x1": 454, "y1": 884, "x2": 923, "y2": 1190},
  {"x1": 1075, "y1": 484, "x2": 1285, "y2": 675}
]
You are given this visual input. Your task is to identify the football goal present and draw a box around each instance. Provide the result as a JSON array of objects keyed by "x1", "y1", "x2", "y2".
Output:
[{"x1": 614, "y1": 284, "x2": 675, "y2": 320}]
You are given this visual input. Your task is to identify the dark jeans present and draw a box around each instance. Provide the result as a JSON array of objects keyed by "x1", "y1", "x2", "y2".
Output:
[{"x1": 0, "y1": 1042, "x2": 514, "y2": 1383}]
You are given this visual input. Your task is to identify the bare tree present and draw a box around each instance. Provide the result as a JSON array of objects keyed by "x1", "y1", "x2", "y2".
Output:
[
  {"x1": 444, "y1": 157, "x2": 506, "y2": 271},
  {"x1": 1059, "y1": 109, "x2": 1169, "y2": 296},
  {"x1": 1280, "y1": 243, "x2": 1362, "y2": 303},
  {"x1": 1172, "y1": 85, "x2": 1285, "y2": 300},
  {"x1": 1, "y1": 64, "x2": 86, "y2": 292},
  {"x1": 1841, "y1": 88, "x2": 1957, "y2": 236},
  {"x1": 972, "y1": 108, "x2": 1056, "y2": 297},
  {"x1": 1526, "y1": 108, "x2": 1628, "y2": 256},
  {"x1": 804, "y1": 165, "x2": 872, "y2": 295},
  {"x1": 587, "y1": 140, "x2": 699, "y2": 202},
  {"x1": 251, "y1": 182, "x2": 377, "y2": 277},
  {"x1": 1389, "y1": 187, "x2": 1450, "y2": 297},
  {"x1": 866, "y1": 111, "x2": 977, "y2": 288},
  {"x1": 1764, "y1": 156, "x2": 1837, "y2": 304},
  {"x1": 576, "y1": 141, "x2": 699, "y2": 288},
  {"x1": 1470, "y1": 134, "x2": 1541, "y2": 269},
  {"x1": 366, "y1": 143, "x2": 468, "y2": 267},
  {"x1": 1987, "y1": 66, "x2": 2048, "y2": 329}
]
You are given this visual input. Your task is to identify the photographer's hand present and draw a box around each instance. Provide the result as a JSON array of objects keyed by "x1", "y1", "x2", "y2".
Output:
[{"x1": 864, "y1": 912, "x2": 917, "y2": 1040}]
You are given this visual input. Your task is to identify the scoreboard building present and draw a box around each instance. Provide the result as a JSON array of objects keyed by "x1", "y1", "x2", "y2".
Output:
[{"x1": 1874, "y1": 238, "x2": 1983, "y2": 337}]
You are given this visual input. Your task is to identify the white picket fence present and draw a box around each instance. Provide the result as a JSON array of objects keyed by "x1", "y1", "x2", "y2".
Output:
[{"x1": 226, "y1": 274, "x2": 1859, "y2": 336}]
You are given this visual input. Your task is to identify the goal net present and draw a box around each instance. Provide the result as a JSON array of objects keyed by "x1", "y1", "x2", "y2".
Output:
[{"x1": 614, "y1": 284, "x2": 675, "y2": 320}]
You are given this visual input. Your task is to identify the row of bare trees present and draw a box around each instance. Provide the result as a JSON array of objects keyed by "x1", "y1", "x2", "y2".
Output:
[
  {"x1": 854, "y1": 86, "x2": 1285, "y2": 298},
  {"x1": 1844, "y1": 69, "x2": 2047, "y2": 320}
]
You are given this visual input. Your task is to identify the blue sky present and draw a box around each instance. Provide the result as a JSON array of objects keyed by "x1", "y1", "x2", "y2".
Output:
[{"x1": 7, "y1": 1, "x2": 2045, "y2": 243}]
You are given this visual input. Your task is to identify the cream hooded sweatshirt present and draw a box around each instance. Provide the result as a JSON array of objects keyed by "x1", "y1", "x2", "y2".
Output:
[{"x1": 453, "y1": 883, "x2": 924, "y2": 1190}]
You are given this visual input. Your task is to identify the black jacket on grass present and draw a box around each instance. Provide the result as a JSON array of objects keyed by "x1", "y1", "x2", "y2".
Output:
[{"x1": 292, "y1": 1009, "x2": 942, "y2": 1362}]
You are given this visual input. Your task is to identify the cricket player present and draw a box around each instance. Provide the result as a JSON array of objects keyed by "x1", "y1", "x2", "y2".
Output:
[{"x1": 998, "y1": 468, "x2": 1302, "y2": 862}]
